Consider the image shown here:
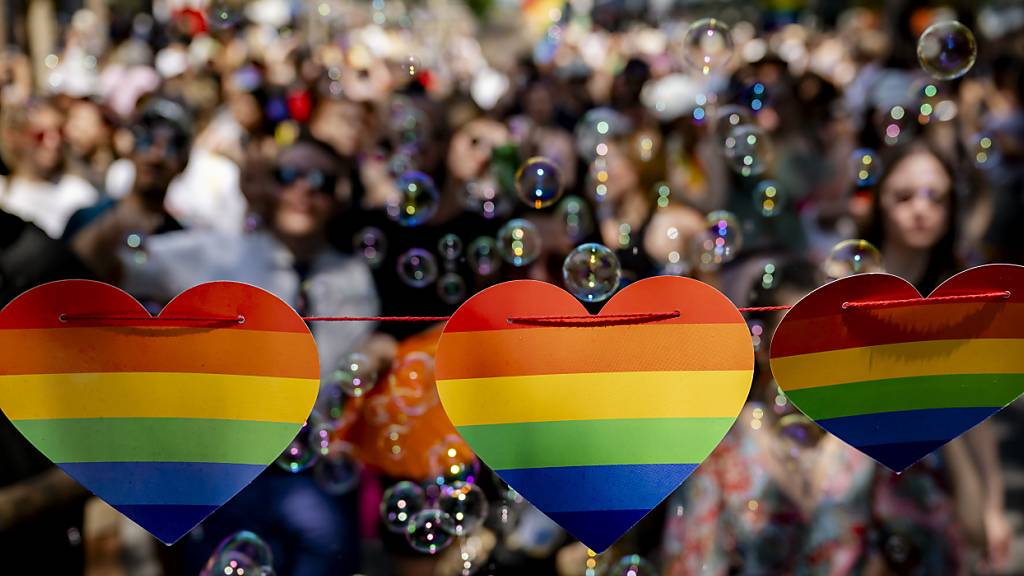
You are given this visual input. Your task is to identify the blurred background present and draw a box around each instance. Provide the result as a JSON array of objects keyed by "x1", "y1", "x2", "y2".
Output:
[{"x1": 2, "y1": 0, "x2": 1024, "y2": 574}]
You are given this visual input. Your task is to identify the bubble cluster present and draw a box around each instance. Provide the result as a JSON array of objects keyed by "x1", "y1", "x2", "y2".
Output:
[
  {"x1": 390, "y1": 352, "x2": 438, "y2": 416},
  {"x1": 387, "y1": 171, "x2": 439, "y2": 226},
  {"x1": 683, "y1": 18, "x2": 734, "y2": 75},
  {"x1": 497, "y1": 218, "x2": 543, "y2": 267},
  {"x1": 516, "y1": 157, "x2": 564, "y2": 209},
  {"x1": 397, "y1": 248, "x2": 439, "y2": 288},
  {"x1": 823, "y1": 239, "x2": 884, "y2": 280},
  {"x1": 563, "y1": 243, "x2": 622, "y2": 302},
  {"x1": 917, "y1": 21, "x2": 976, "y2": 80}
]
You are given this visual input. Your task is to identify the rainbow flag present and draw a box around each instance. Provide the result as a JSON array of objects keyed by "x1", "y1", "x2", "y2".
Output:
[
  {"x1": 0, "y1": 280, "x2": 319, "y2": 544},
  {"x1": 771, "y1": 268, "x2": 1024, "y2": 472},
  {"x1": 436, "y1": 277, "x2": 753, "y2": 552}
]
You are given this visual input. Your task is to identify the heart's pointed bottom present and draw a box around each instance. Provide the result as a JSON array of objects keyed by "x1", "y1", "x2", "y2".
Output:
[
  {"x1": 114, "y1": 504, "x2": 221, "y2": 545},
  {"x1": 857, "y1": 440, "x2": 954, "y2": 473},
  {"x1": 546, "y1": 509, "x2": 652, "y2": 553}
]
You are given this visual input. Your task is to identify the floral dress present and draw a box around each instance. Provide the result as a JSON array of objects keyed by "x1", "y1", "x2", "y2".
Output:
[{"x1": 662, "y1": 402, "x2": 965, "y2": 576}]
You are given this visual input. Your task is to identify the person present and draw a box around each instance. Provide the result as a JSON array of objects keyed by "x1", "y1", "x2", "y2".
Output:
[
  {"x1": 107, "y1": 137, "x2": 379, "y2": 576},
  {"x1": 65, "y1": 96, "x2": 193, "y2": 271},
  {"x1": 62, "y1": 97, "x2": 116, "y2": 190},
  {"x1": 863, "y1": 141, "x2": 1012, "y2": 573},
  {"x1": 0, "y1": 209, "x2": 94, "y2": 573},
  {"x1": 0, "y1": 98, "x2": 99, "y2": 238},
  {"x1": 661, "y1": 259, "x2": 880, "y2": 575}
]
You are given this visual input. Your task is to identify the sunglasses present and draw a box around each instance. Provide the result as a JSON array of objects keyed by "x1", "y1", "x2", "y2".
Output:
[
  {"x1": 133, "y1": 125, "x2": 189, "y2": 159},
  {"x1": 274, "y1": 166, "x2": 338, "y2": 196}
]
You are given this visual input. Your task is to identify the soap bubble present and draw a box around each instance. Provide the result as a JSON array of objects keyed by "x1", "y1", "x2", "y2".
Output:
[
  {"x1": 390, "y1": 352, "x2": 438, "y2": 417},
  {"x1": 823, "y1": 239, "x2": 884, "y2": 280},
  {"x1": 428, "y1": 435, "x2": 480, "y2": 485},
  {"x1": 397, "y1": 248, "x2": 439, "y2": 288},
  {"x1": 555, "y1": 196, "x2": 595, "y2": 241},
  {"x1": 683, "y1": 18, "x2": 733, "y2": 75},
  {"x1": 497, "y1": 218, "x2": 543, "y2": 267},
  {"x1": 852, "y1": 148, "x2": 882, "y2": 187},
  {"x1": 563, "y1": 243, "x2": 621, "y2": 303},
  {"x1": 201, "y1": 531, "x2": 275, "y2": 576},
  {"x1": 972, "y1": 133, "x2": 999, "y2": 169},
  {"x1": 713, "y1": 105, "x2": 753, "y2": 142},
  {"x1": 877, "y1": 105, "x2": 914, "y2": 146},
  {"x1": 406, "y1": 509, "x2": 457, "y2": 554},
  {"x1": 438, "y1": 234, "x2": 464, "y2": 261},
  {"x1": 405, "y1": 55, "x2": 421, "y2": 77},
  {"x1": 378, "y1": 423, "x2": 411, "y2": 462},
  {"x1": 381, "y1": 481, "x2": 427, "y2": 533},
  {"x1": 437, "y1": 273, "x2": 467, "y2": 305},
  {"x1": 516, "y1": 157, "x2": 564, "y2": 209},
  {"x1": 723, "y1": 125, "x2": 770, "y2": 177},
  {"x1": 917, "y1": 21, "x2": 976, "y2": 80},
  {"x1": 610, "y1": 554, "x2": 656, "y2": 576},
  {"x1": 439, "y1": 481, "x2": 489, "y2": 536},
  {"x1": 275, "y1": 417, "x2": 318, "y2": 473},
  {"x1": 353, "y1": 227, "x2": 387, "y2": 268},
  {"x1": 327, "y1": 352, "x2": 377, "y2": 401},
  {"x1": 754, "y1": 180, "x2": 785, "y2": 217},
  {"x1": 313, "y1": 441, "x2": 361, "y2": 495},
  {"x1": 692, "y1": 211, "x2": 742, "y2": 269},
  {"x1": 387, "y1": 171, "x2": 439, "y2": 226},
  {"x1": 468, "y1": 237, "x2": 501, "y2": 276},
  {"x1": 465, "y1": 176, "x2": 512, "y2": 220},
  {"x1": 575, "y1": 107, "x2": 628, "y2": 161}
]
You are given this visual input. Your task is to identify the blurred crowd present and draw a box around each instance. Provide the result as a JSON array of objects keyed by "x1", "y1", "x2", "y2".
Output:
[{"x1": 2, "y1": 0, "x2": 1024, "y2": 574}]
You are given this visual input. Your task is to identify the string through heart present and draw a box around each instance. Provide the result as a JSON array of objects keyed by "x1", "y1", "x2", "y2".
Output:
[
  {"x1": 56, "y1": 290, "x2": 1010, "y2": 326},
  {"x1": 841, "y1": 290, "x2": 1010, "y2": 310}
]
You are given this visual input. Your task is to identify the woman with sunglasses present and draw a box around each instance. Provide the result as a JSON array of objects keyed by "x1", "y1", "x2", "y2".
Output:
[{"x1": 95, "y1": 136, "x2": 381, "y2": 576}]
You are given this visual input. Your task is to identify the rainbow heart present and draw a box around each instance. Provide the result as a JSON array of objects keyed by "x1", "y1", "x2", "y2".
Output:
[
  {"x1": 0, "y1": 280, "x2": 319, "y2": 544},
  {"x1": 771, "y1": 264, "x2": 1024, "y2": 472},
  {"x1": 435, "y1": 277, "x2": 753, "y2": 552}
]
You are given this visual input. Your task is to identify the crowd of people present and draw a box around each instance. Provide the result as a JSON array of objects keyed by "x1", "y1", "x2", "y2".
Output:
[{"x1": 2, "y1": 0, "x2": 1024, "y2": 574}]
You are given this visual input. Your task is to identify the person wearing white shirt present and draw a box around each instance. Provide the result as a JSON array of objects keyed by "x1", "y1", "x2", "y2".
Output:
[{"x1": 0, "y1": 99, "x2": 98, "y2": 238}]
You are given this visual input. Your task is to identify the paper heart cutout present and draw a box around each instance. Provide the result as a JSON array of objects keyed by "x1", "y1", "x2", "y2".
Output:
[
  {"x1": 435, "y1": 276, "x2": 753, "y2": 552},
  {"x1": 0, "y1": 280, "x2": 319, "y2": 544},
  {"x1": 771, "y1": 264, "x2": 1024, "y2": 472}
]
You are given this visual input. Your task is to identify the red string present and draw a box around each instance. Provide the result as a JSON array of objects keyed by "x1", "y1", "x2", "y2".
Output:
[
  {"x1": 506, "y1": 311, "x2": 680, "y2": 327},
  {"x1": 57, "y1": 290, "x2": 1011, "y2": 326},
  {"x1": 841, "y1": 290, "x2": 1010, "y2": 310}
]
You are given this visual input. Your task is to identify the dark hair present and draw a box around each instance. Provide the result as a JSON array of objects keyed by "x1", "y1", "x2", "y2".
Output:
[{"x1": 863, "y1": 140, "x2": 959, "y2": 293}]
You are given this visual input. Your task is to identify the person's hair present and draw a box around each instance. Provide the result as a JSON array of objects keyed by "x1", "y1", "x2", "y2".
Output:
[{"x1": 863, "y1": 140, "x2": 959, "y2": 293}]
